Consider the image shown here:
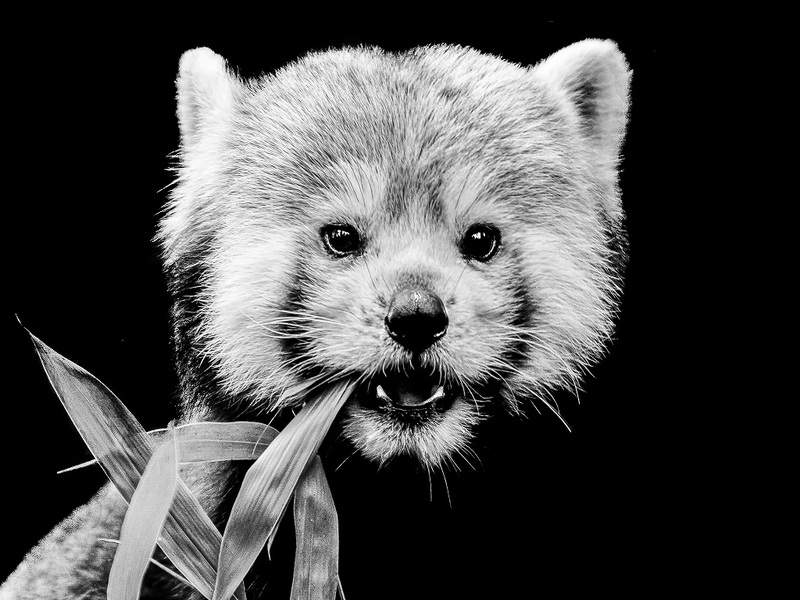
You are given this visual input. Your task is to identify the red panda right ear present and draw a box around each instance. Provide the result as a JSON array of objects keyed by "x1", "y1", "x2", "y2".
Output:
[{"x1": 177, "y1": 47, "x2": 238, "y2": 150}]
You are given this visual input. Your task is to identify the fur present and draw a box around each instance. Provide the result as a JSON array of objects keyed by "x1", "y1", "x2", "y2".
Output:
[{"x1": 3, "y1": 40, "x2": 629, "y2": 599}]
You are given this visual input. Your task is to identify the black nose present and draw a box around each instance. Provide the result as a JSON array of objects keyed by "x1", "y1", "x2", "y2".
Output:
[{"x1": 385, "y1": 288, "x2": 448, "y2": 352}]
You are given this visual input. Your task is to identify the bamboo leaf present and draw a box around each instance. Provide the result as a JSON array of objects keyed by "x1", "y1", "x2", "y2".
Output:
[
  {"x1": 291, "y1": 456, "x2": 340, "y2": 600},
  {"x1": 27, "y1": 331, "x2": 246, "y2": 600},
  {"x1": 100, "y1": 539, "x2": 194, "y2": 590},
  {"x1": 212, "y1": 379, "x2": 356, "y2": 600},
  {"x1": 108, "y1": 423, "x2": 179, "y2": 600},
  {"x1": 152, "y1": 422, "x2": 279, "y2": 464},
  {"x1": 30, "y1": 332, "x2": 155, "y2": 499},
  {"x1": 337, "y1": 577, "x2": 346, "y2": 600},
  {"x1": 160, "y1": 484, "x2": 247, "y2": 600},
  {"x1": 59, "y1": 422, "x2": 279, "y2": 473},
  {"x1": 56, "y1": 459, "x2": 97, "y2": 474}
]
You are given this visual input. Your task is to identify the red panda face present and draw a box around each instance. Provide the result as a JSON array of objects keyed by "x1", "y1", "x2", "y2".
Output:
[{"x1": 161, "y1": 42, "x2": 629, "y2": 468}]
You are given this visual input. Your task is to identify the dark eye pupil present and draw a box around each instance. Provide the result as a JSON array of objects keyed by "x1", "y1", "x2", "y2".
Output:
[
  {"x1": 461, "y1": 224, "x2": 500, "y2": 261},
  {"x1": 322, "y1": 224, "x2": 360, "y2": 256},
  {"x1": 329, "y1": 229, "x2": 355, "y2": 250}
]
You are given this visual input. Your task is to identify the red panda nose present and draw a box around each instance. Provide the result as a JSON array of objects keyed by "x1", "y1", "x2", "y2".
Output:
[{"x1": 385, "y1": 288, "x2": 448, "y2": 352}]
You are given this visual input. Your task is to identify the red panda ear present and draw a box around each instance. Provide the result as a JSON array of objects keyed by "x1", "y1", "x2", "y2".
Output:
[
  {"x1": 535, "y1": 39, "x2": 630, "y2": 162},
  {"x1": 159, "y1": 49, "x2": 239, "y2": 266},
  {"x1": 177, "y1": 47, "x2": 238, "y2": 149}
]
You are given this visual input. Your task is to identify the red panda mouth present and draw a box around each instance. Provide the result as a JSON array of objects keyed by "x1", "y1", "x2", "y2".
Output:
[{"x1": 357, "y1": 371, "x2": 456, "y2": 414}]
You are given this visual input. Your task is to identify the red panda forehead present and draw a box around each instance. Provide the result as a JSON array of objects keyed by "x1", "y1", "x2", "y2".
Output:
[
  {"x1": 311, "y1": 159, "x2": 506, "y2": 231},
  {"x1": 232, "y1": 52, "x2": 555, "y2": 212}
]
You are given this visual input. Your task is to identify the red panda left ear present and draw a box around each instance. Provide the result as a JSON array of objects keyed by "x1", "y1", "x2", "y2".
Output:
[
  {"x1": 177, "y1": 47, "x2": 238, "y2": 150},
  {"x1": 159, "y1": 48, "x2": 240, "y2": 267},
  {"x1": 535, "y1": 39, "x2": 631, "y2": 163}
]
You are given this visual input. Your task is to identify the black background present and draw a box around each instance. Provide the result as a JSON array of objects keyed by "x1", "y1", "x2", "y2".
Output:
[{"x1": 4, "y1": 16, "x2": 729, "y2": 599}]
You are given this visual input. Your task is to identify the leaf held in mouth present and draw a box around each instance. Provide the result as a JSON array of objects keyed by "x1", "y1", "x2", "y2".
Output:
[
  {"x1": 291, "y1": 455, "x2": 341, "y2": 600},
  {"x1": 212, "y1": 378, "x2": 356, "y2": 600}
]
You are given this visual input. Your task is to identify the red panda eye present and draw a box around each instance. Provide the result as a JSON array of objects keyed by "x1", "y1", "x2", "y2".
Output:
[
  {"x1": 460, "y1": 224, "x2": 501, "y2": 262},
  {"x1": 321, "y1": 224, "x2": 362, "y2": 257}
]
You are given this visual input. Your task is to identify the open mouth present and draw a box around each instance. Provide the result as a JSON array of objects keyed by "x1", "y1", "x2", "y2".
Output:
[
  {"x1": 356, "y1": 369, "x2": 457, "y2": 418},
  {"x1": 341, "y1": 367, "x2": 495, "y2": 466}
]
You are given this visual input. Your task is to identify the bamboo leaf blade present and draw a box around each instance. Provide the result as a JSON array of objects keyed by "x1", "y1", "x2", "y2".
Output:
[
  {"x1": 108, "y1": 424, "x2": 179, "y2": 600},
  {"x1": 58, "y1": 422, "x2": 279, "y2": 472},
  {"x1": 159, "y1": 480, "x2": 247, "y2": 600},
  {"x1": 156, "y1": 422, "x2": 279, "y2": 464},
  {"x1": 99, "y1": 539, "x2": 194, "y2": 590},
  {"x1": 29, "y1": 332, "x2": 156, "y2": 498},
  {"x1": 212, "y1": 378, "x2": 356, "y2": 600},
  {"x1": 291, "y1": 456, "x2": 340, "y2": 600}
]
